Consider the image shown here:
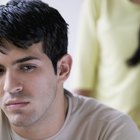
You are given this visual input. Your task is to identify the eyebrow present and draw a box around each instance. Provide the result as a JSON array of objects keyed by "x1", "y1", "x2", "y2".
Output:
[{"x1": 12, "y1": 56, "x2": 40, "y2": 65}]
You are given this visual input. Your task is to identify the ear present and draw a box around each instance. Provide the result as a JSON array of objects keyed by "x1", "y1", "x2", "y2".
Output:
[{"x1": 57, "y1": 54, "x2": 72, "y2": 83}]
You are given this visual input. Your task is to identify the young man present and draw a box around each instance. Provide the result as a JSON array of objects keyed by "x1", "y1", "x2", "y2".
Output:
[{"x1": 0, "y1": 0, "x2": 139, "y2": 140}]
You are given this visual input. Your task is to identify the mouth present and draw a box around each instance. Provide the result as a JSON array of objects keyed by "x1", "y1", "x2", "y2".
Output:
[{"x1": 5, "y1": 100, "x2": 30, "y2": 111}]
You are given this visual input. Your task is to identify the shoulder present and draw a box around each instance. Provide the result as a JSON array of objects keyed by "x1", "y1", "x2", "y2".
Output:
[
  {"x1": 65, "y1": 90, "x2": 140, "y2": 139},
  {"x1": 66, "y1": 90, "x2": 126, "y2": 121}
]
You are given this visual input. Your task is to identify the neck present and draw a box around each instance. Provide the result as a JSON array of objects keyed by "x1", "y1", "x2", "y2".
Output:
[{"x1": 11, "y1": 89, "x2": 68, "y2": 140}]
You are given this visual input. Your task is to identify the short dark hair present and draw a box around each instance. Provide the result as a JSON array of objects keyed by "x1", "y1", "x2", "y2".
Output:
[{"x1": 0, "y1": 0, "x2": 68, "y2": 73}]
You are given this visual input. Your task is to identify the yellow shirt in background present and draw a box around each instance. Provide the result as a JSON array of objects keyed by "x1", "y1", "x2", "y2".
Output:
[{"x1": 71, "y1": 0, "x2": 140, "y2": 129}]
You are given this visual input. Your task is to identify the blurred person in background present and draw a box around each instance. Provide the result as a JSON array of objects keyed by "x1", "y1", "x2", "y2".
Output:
[{"x1": 71, "y1": 0, "x2": 140, "y2": 129}]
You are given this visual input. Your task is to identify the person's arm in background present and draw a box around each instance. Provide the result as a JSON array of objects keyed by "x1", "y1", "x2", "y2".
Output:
[
  {"x1": 71, "y1": 0, "x2": 100, "y2": 97},
  {"x1": 73, "y1": 89, "x2": 92, "y2": 97}
]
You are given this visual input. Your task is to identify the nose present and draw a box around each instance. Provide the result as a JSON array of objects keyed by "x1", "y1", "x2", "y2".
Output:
[{"x1": 3, "y1": 71, "x2": 23, "y2": 95}]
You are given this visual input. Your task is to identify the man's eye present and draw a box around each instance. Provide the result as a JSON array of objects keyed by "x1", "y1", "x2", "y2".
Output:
[
  {"x1": 20, "y1": 65, "x2": 37, "y2": 72},
  {"x1": 0, "y1": 67, "x2": 5, "y2": 75}
]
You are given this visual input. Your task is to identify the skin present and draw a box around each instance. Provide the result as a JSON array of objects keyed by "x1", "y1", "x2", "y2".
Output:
[
  {"x1": 132, "y1": 0, "x2": 140, "y2": 4},
  {"x1": 0, "y1": 41, "x2": 72, "y2": 139},
  {"x1": 74, "y1": 90, "x2": 93, "y2": 97}
]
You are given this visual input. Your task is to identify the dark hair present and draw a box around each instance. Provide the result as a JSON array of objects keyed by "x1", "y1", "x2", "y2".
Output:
[
  {"x1": 127, "y1": 28, "x2": 140, "y2": 67},
  {"x1": 0, "y1": 0, "x2": 68, "y2": 73}
]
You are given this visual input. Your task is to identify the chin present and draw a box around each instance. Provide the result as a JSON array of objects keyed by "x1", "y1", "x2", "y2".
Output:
[{"x1": 9, "y1": 114, "x2": 31, "y2": 127}]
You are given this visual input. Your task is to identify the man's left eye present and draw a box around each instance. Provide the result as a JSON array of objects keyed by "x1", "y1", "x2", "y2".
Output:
[{"x1": 20, "y1": 65, "x2": 36, "y2": 72}]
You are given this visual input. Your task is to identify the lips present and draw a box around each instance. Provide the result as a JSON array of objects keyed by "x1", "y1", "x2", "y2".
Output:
[{"x1": 5, "y1": 100, "x2": 29, "y2": 110}]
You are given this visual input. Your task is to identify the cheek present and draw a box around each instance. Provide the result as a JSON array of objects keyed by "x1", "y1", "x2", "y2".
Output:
[
  {"x1": 0, "y1": 79, "x2": 4, "y2": 97},
  {"x1": 26, "y1": 73, "x2": 57, "y2": 95},
  {"x1": 0, "y1": 99, "x2": 2, "y2": 108},
  {"x1": 30, "y1": 76, "x2": 57, "y2": 109},
  {"x1": 0, "y1": 82, "x2": 5, "y2": 107},
  {"x1": 28, "y1": 75, "x2": 55, "y2": 88},
  {"x1": 0, "y1": 94, "x2": 7, "y2": 113}
]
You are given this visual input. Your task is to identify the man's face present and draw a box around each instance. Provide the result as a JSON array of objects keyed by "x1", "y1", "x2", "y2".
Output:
[{"x1": 0, "y1": 41, "x2": 60, "y2": 127}]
